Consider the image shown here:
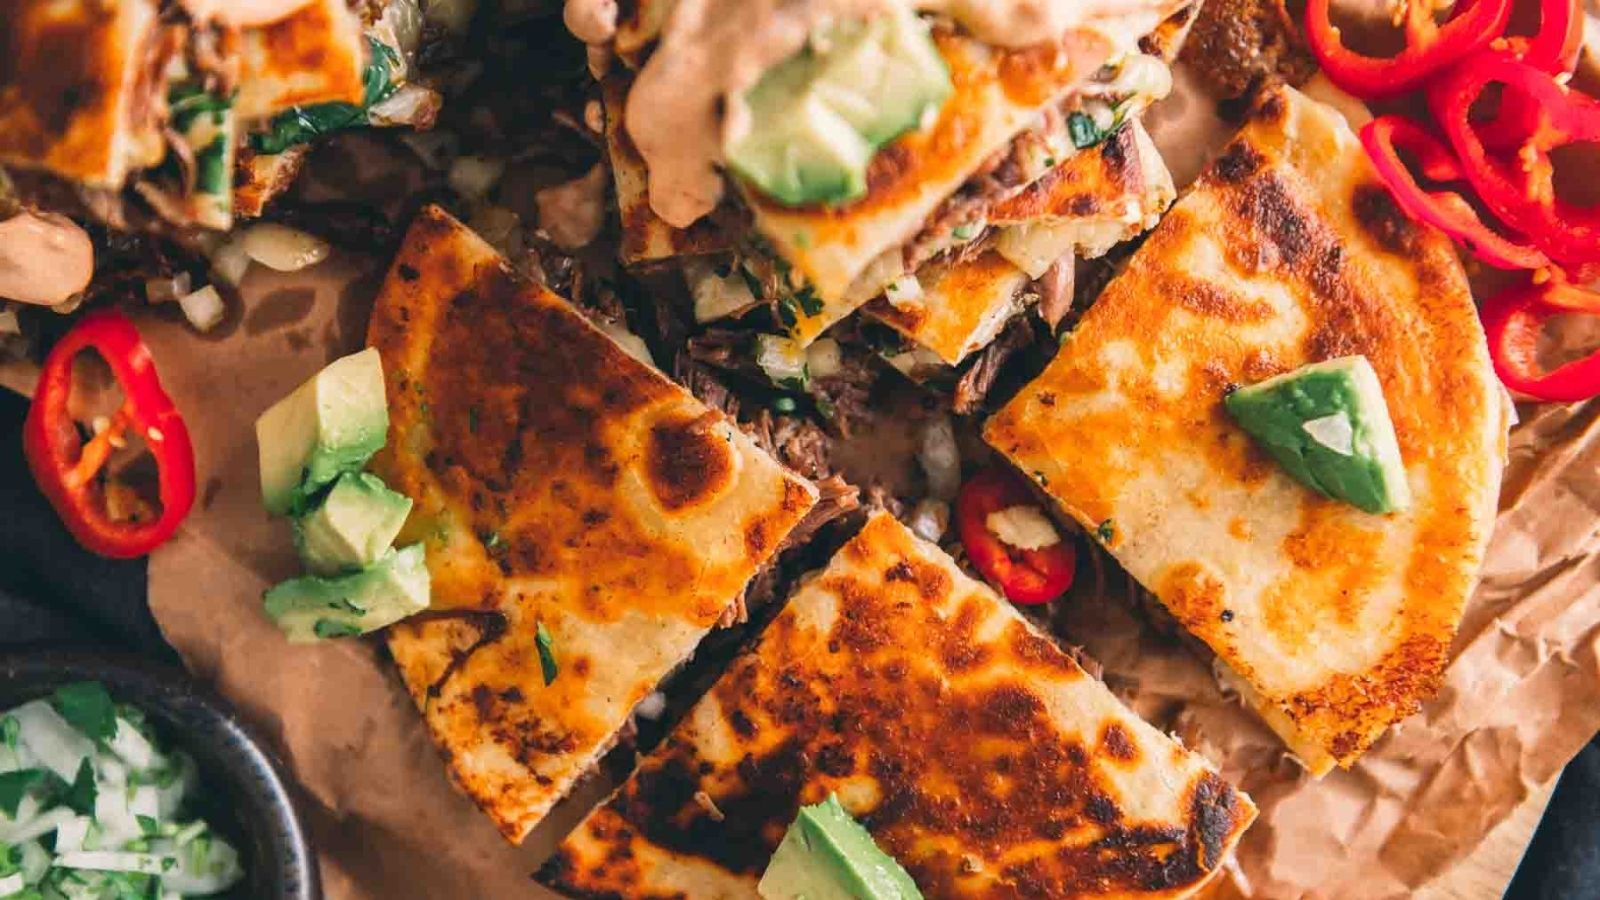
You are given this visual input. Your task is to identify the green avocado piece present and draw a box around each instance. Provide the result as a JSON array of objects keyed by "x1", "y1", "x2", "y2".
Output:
[
  {"x1": 1224, "y1": 356, "x2": 1410, "y2": 514},
  {"x1": 255, "y1": 347, "x2": 389, "y2": 516},
  {"x1": 292, "y1": 472, "x2": 413, "y2": 575},
  {"x1": 728, "y1": 8, "x2": 951, "y2": 207},
  {"x1": 263, "y1": 544, "x2": 430, "y2": 643},
  {"x1": 758, "y1": 794, "x2": 923, "y2": 900}
]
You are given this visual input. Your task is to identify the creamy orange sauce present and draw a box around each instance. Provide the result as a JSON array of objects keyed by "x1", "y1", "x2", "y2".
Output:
[
  {"x1": 0, "y1": 211, "x2": 94, "y2": 306},
  {"x1": 565, "y1": 0, "x2": 1169, "y2": 227}
]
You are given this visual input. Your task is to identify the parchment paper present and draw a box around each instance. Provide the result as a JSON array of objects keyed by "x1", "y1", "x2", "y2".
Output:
[{"x1": 106, "y1": 16, "x2": 1600, "y2": 900}]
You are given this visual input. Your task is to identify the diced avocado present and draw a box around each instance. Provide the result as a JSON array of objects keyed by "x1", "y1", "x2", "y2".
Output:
[
  {"x1": 728, "y1": 8, "x2": 951, "y2": 207},
  {"x1": 256, "y1": 347, "x2": 389, "y2": 516},
  {"x1": 1224, "y1": 356, "x2": 1410, "y2": 514},
  {"x1": 758, "y1": 794, "x2": 923, "y2": 900},
  {"x1": 262, "y1": 544, "x2": 429, "y2": 643},
  {"x1": 292, "y1": 472, "x2": 413, "y2": 575}
]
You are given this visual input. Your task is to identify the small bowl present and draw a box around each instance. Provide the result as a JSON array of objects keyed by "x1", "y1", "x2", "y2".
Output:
[{"x1": 0, "y1": 649, "x2": 320, "y2": 899}]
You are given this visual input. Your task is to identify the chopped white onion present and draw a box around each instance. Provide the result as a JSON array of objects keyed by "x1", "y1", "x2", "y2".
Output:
[
  {"x1": 685, "y1": 258, "x2": 758, "y2": 323},
  {"x1": 177, "y1": 285, "x2": 225, "y2": 333},
  {"x1": 367, "y1": 84, "x2": 443, "y2": 130},
  {"x1": 634, "y1": 692, "x2": 668, "y2": 720},
  {"x1": 909, "y1": 498, "x2": 950, "y2": 543},
  {"x1": 598, "y1": 320, "x2": 654, "y2": 366},
  {"x1": 143, "y1": 272, "x2": 192, "y2": 305},
  {"x1": 241, "y1": 224, "x2": 330, "y2": 273},
  {"x1": 207, "y1": 237, "x2": 252, "y2": 288},
  {"x1": 918, "y1": 416, "x2": 961, "y2": 500},
  {"x1": 0, "y1": 308, "x2": 19, "y2": 336},
  {"x1": 806, "y1": 338, "x2": 843, "y2": 379},
  {"x1": 448, "y1": 156, "x2": 505, "y2": 202},
  {"x1": 986, "y1": 505, "x2": 1061, "y2": 550}
]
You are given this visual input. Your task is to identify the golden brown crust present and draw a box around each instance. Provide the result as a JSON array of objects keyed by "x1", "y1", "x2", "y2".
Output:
[
  {"x1": 368, "y1": 206, "x2": 817, "y2": 843},
  {"x1": 984, "y1": 86, "x2": 1502, "y2": 774},
  {"x1": 0, "y1": 0, "x2": 166, "y2": 187},
  {"x1": 547, "y1": 514, "x2": 1256, "y2": 897},
  {"x1": 231, "y1": 0, "x2": 366, "y2": 120},
  {"x1": 231, "y1": 144, "x2": 310, "y2": 217}
]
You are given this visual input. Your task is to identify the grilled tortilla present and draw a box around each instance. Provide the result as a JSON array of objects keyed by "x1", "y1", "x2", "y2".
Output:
[
  {"x1": 865, "y1": 120, "x2": 1175, "y2": 365},
  {"x1": 755, "y1": 22, "x2": 1171, "y2": 345},
  {"x1": 231, "y1": 0, "x2": 367, "y2": 120},
  {"x1": 985, "y1": 86, "x2": 1504, "y2": 775},
  {"x1": 545, "y1": 512, "x2": 1257, "y2": 897},
  {"x1": 0, "y1": 0, "x2": 166, "y2": 188},
  {"x1": 367, "y1": 206, "x2": 819, "y2": 843}
]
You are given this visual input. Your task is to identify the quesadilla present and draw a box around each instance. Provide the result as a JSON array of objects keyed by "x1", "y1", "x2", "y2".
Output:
[
  {"x1": 864, "y1": 119, "x2": 1175, "y2": 367},
  {"x1": 545, "y1": 512, "x2": 1257, "y2": 897},
  {"x1": 578, "y1": 0, "x2": 1197, "y2": 348},
  {"x1": 984, "y1": 86, "x2": 1505, "y2": 775},
  {"x1": 367, "y1": 205, "x2": 819, "y2": 843},
  {"x1": 0, "y1": 0, "x2": 441, "y2": 231}
]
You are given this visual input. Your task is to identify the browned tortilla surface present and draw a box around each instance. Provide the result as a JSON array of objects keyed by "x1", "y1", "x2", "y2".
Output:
[
  {"x1": 547, "y1": 513, "x2": 1256, "y2": 897},
  {"x1": 985, "y1": 86, "x2": 1504, "y2": 775},
  {"x1": 368, "y1": 206, "x2": 818, "y2": 843}
]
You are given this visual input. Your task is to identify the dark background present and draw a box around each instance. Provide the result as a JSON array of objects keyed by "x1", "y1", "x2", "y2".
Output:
[{"x1": 0, "y1": 386, "x2": 1591, "y2": 898}]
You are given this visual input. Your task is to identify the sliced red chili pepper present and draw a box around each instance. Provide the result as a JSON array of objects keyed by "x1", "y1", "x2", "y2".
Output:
[
  {"x1": 1361, "y1": 115, "x2": 1552, "y2": 270},
  {"x1": 1305, "y1": 0, "x2": 1512, "y2": 99},
  {"x1": 23, "y1": 309, "x2": 196, "y2": 558},
  {"x1": 955, "y1": 467, "x2": 1075, "y2": 605},
  {"x1": 1480, "y1": 276, "x2": 1600, "y2": 401},
  {"x1": 1501, "y1": 0, "x2": 1584, "y2": 75},
  {"x1": 1428, "y1": 51, "x2": 1600, "y2": 270}
]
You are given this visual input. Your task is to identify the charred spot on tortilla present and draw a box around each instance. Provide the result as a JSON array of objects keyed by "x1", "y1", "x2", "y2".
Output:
[
  {"x1": 369, "y1": 205, "x2": 818, "y2": 844},
  {"x1": 547, "y1": 513, "x2": 1256, "y2": 897},
  {"x1": 984, "y1": 86, "x2": 1503, "y2": 776}
]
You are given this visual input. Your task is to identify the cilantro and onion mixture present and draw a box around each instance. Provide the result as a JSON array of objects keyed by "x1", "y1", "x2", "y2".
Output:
[{"x1": 0, "y1": 683, "x2": 243, "y2": 898}]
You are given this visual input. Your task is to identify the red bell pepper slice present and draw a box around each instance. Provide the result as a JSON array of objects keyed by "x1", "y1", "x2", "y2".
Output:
[
  {"x1": 23, "y1": 309, "x2": 196, "y2": 558},
  {"x1": 955, "y1": 467, "x2": 1076, "y2": 605},
  {"x1": 1480, "y1": 276, "x2": 1600, "y2": 402},
  {"x1": 1361, "y1": 115, "x2": 1552, "y2": 270},
  {"x1": 1305, "y1": 0, "x2": 1512, "y2": 99},
  {"x1": 1428, "y1": 51, "x2": 1600, "y2": 270}
]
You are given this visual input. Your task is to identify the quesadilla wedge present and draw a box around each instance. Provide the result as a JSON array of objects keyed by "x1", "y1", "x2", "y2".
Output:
[
  {"x1": 0, "y1": 0, "x2": 441, "y2": 231},
  {"x1": 984, "y1": 86, "x2": 1505, "y2": 775},
  {"x1": 545, "y1": 512, "x2": 1256, "y2": 897},
  {"x1": 864, "y1": 120, "x2": 1175, "y2": 366},
  {"x1": 575, "y1": 0, "x2": 1195, "y2": 347},
  {"x1": 367, "y1": 205, "x2": 819, "y2": 843}
]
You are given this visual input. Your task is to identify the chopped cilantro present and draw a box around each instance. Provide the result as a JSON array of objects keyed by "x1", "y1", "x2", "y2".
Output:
[
  {"x1": 483, "y1": 530, "x2": 504, "y2": 550},
  {"x1": 772, "y1": 396, "x2": 798, "y2": 414},
  {"x1": 137, "y1": 814, "x2": 160, "y2": 836},
  {"x1": 0, "y1": 769, "x2": 45, "y2": 817},
  {"x1": 952, "y1": 222, "x2": 979, "y2": 240},
  {"x1": 0, "y1": 715, "x2": 17, "y2": 751},
  {"x1": 61, "y1": 758, "x2": 96, "y2": 816},
  {"x1": 536, "y1": 622, "x2": 558, "y2": 686},
  {"x1": 1096, "y1": 519, "x2": 1115, "y2": 543},
  {"x1": 1067, "y1": 111, "x2": 1107, "y2": 150},
  {"x1": 51, "y1": 681, "x2": 116, "y2": 743}
]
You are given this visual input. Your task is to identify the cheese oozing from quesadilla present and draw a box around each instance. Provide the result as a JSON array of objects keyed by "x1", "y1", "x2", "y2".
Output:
[
  {"x1": 984, "y1": 86, "x2": 1505, "y2": 775},
  {"x1": 367, "y1": 206, "x2": 820, "y2": 843},
  {"x1": 544, "y1": 512, "x2": 1257, "y2": 897},
  {"x1": 865, "y1": 119, "x2": 1176, "y2": 366}
]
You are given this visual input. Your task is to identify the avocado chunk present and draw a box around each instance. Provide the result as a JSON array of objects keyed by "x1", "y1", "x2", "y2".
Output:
[
  {"x1": 256, "y1": 347, "x2": 389, "y2": 516},
  {"x1": 292, "y1": 472, "x2": 413, "y2": 575},
  {"x1": 758, "y1": 794, "x2": 923, "y2": 900},
  {"x1": 263, "y1": 543, "x2": 429, "y2": 642},
  {"x1": 728, "y1": 8, "x2": 951, "y2": 207},
  {"x1": 1224, "y1": 356, "x2": 1410, "y2": 514}
]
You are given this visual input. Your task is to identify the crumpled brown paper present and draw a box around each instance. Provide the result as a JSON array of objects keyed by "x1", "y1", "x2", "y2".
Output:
[{"x1": 110, "y1": 16, "x2": 1600, "y2": 900}]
